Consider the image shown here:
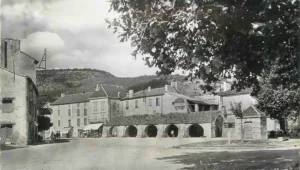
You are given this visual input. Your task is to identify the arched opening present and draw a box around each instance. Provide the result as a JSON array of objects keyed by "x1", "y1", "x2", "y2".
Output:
[
  {"x1": 109, "y1": 126, "x2": 118, "y2": 137},
  {"x1": 165, "y1": 124, "x2": 178, "y2": 137},
  {"x1": 215, "y1": 115, "x2": 224, "y2": 137},
  {"x1": 145, "y1": 125, "x2": 157, "y2": 137},
  {"x1": 125, "y1": 125, "x2": 138, "y2": 137},
  {"x1": 188, "y1": 124, "x2": 204, "y2": 137}
]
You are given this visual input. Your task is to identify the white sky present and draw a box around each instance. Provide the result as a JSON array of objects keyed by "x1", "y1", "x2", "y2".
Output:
[{"x1": 0, "y1": 0, "x2": 162, "y2": 77}]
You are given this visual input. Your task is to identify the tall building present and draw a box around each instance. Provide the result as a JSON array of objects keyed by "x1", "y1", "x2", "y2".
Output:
[{"x1": 0, "y1": 38, "x2": 39, "y2": 145}]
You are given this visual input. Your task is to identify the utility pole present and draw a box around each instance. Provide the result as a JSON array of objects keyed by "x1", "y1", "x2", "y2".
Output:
[{"x1": 37, "y1": 48, "x2": 47, "y2": 70}]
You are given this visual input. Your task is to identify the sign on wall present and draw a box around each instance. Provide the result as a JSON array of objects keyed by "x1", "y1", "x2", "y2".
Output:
[{"x1": 173, "y1": 98, "x2": 185, "y2": 111}]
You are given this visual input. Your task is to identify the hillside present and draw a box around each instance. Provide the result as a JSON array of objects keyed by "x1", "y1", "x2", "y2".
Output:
[{"x1": 36, "y1": 68, "x2": 185, "y2": 99}]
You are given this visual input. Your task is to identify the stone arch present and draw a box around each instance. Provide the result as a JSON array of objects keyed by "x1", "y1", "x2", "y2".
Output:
[
  {"x1": 109, "y1": 126, "x2": 118, "y2": 137},
  {"x1": 144, "y1": 125, "x2": 158, "y2": 137},
  {"x1": 186, "y1": 124, "x2": 204, "y2": 137},
  {"x1": 164, "y1": 124, "x2": 179, "y2": 137},
  {"x1": 215, "y1": 115, "x2": 224, "y2": 137},
  {"x1": 125, "y1": 125, "x2": 138, "y2": 137}
]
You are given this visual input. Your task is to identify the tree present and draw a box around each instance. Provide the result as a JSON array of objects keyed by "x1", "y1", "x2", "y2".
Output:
[
  {"x1": 127, "y1": 78, "x2": 169, "y2": 92},
  {"x1": 230, "y1": 102, "x2": 244, "y2": 142},
  {"x1": 108, "y1": 0, "x2": 299, "y2": 92},
  {"x1": 38, "y1": 115, "x2": 53, "y2": 132}
]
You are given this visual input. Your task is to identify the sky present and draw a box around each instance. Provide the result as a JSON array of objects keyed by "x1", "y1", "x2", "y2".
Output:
[{"x1": 0, "y1": 0, "x2": 161, "y2": 77}]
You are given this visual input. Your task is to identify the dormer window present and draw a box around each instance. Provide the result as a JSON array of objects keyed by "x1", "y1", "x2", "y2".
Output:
[{"x1": 1, "y1": 98, "x2": 14, "y2": 113}]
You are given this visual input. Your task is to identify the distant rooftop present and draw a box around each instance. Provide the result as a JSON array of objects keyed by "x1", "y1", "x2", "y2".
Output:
[
  {"x1": 51, "y1": 92, "x2": 93, "y2": 105},
  {"x1": 219, "y1": 88, "x2": 252, "y2": 96},
  {"x1": 90, "y1": 84, "x2": 126, "y2": 98}
]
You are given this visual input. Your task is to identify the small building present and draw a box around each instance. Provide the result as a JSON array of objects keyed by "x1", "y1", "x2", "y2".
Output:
[
  {"x1": 0, "y1": 38, "x2": 39, "y2": 145},
  {"x1": 235, "y1": 106, "x2": 268, "y2": 140}
]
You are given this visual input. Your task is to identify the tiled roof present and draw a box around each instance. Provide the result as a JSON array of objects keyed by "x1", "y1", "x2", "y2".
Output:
[
  {"x1": 107, "y1": 111, "x2": 221, "y2": 126},
  {"x1": 166, "y1": 92, "x2": 219, "y2": 106},
  {"x1": 122, "y1": 86, "x2": 177, "y2": 100},
  {"x1": 219, "y1": 88, "x2": 252, "y2": 96},
  {"x1": 51, "y1": 92, "x2": 93, "y2": 105},
  {"x1": 90, "y1": 84, "x2": 126, "y2": 98},
  {"x1": 242, "y1": 105, "x2": 266, "y2": 117}
]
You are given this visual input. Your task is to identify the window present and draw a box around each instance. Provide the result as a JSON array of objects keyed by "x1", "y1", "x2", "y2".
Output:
[
  {"x1": 58, "y1": 120, "x2": 60, "y2": 127},
  {"x1": 84, "y1": 109, "x2": 87, "y2": 116},
  {"x1": 143, "y1": 98, "x2": 146, "y2": 102},
  {"x1": 148, "y1": 98, "x2": 152, "y2": 106},
  {"x1": 69, "y1": 104, "x2": 71, "y2": 108},
  {"x1": 84, "y1": 118, "x2": 87, "y2": 125},
  {"x1": 58, "y1": 110, "x2": 60, "y2": 116},
  {"x1": 126, "y1": 101, "x2": 129, "y2": 109},
  {"x1": 93, "y1": 102, "x2": 98, "y2": 111},
  {"x1": 77, "y1": 109, "x2": 80, "y2": 116},
  {"x1": 135, "y1": 100, "x2": 138, "y2": 108},
  {"x1": 58, "y1": 105, "x2": 60, "y2": 109},
  {"x1": 0, "y1": 124, "x2": 13, "y2": 137},
  {"x1": 68, "y1": 120, "x2": 71, "y2": 127},
  {"x1": 84, "y1": 102, "x2": 87, "y2": 107},
  {"x1": 77, "y1": 103, "x2": 80, "y2": 107},
  {"x1": 101, "y1": 101, "x2": 105, "y2": 111},
  {"x1": 77, "y1": 119, "x2": 80, "y2": 126},
  {"x1": 156, "y1": 98, "x2": 160, "y2": 106},
  {"x1": 1, "y1": 98, "x2": 14, "y2": 113},
  {"x1": 68, "y1": 109, "x2": 71, "y2": 116}
]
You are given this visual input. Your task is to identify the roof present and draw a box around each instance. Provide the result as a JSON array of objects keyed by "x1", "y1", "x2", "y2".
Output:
[
  {"x1": 122, "y1": 86, "x2": 177, "y2": 100},
  {"x1": 242, "y1": 105, "x2": 266, "y2": 118},
  {"x1": 51, "y1": 92, "x2": 93, "y2": 105},
  {"x1": 0, "y1": 67, "x2": 39, "y2": 95},
  {"x1": 107, "y1": 111, "x2": 221, "y2": 126},
  {"x1": 167, "y1": 92, "x2": 219, "y2": 106},
  {"x1": 20, "y1": 51, "x2": 39, "y2": 64},
  {"x1": 90, "y1": 84, "x2": 126, "y2": 98},
  {"x1": 219, "y1": 88, "x2": 252, "y2": 96}
]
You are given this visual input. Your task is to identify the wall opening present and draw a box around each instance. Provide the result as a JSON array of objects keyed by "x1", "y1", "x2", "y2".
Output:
[
  {"x1": 215, "y1": 115, "x2": 224, "y2": 137},
  {"x1": 0, "y1": 124, "x2": 13, "y2": 139},
  {"x1": 188, "y1": 124, "x2": 204, "y2": 137},
  {"x1": 165, "y1": 124, "x2": 178, "y2": 137},
  {"x1": 145, "y1": 125, "x2": 157, "y2": 137},
  {"x1": 109, "y1": 126, "x2": 118, "y2": 137},
  {"x1": 125, "y1": 125, "x2": 138, "y2": 137}
]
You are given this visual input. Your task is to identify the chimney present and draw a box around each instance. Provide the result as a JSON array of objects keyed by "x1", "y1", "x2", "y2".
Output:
[
  {"x1": 61, "y1": 93, "x2": 65, "y2": 98},
  {"x1": 148, "y1": 86, "x2": 151, "y2": 92},
  {"x1": 118, "y1": 92, "x2": 120, "y2": 98},
  {"x1": 129, "y1": 90, "x2": 134, "y2": 98},
  {"x1": 165, "y1": 85, "x2": 168, "y2": 92},
  {"x1": 95, "y1": 84, "x2": 100, "y2": 91}
]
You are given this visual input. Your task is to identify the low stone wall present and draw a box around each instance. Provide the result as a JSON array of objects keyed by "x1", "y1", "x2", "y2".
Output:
[{"x1": 107, "y1": 111, "x2": 221, "y2": 126}]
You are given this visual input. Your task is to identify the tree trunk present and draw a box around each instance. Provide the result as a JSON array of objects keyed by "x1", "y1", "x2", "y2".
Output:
[{"x1": 241, "y1": 118, "x2": 244, "y2": 143}]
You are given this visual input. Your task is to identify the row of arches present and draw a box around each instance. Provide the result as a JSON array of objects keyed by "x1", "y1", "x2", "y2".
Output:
[{"x1": 108, "y1": 124, "x2": 205, "y2": 138}]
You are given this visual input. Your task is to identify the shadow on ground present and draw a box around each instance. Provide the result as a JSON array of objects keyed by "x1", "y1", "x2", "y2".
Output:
[
  {"x1": 32, "y1": 139, "x2": 71, "y2": 146},
  {"x1": 0, "y1": 145, "x2": 25, "y2": 151},
  {"x1": 157, "y1": 149, "x2": 300, "y2": 169}
]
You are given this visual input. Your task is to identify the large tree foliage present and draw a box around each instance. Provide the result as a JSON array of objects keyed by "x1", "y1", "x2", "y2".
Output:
[
  {"x1": 38, "y1": 115, "x2": 53, "y2": 132},
  {"x1": 108, "y1": 0, "x2": 300, "y2": 92}
]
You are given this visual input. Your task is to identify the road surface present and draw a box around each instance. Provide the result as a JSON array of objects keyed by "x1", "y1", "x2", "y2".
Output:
[{"x1": 1, "y1": 138, "x2": 299, "y2": 170}]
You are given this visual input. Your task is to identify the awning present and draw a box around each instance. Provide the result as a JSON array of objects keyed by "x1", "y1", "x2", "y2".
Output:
[
  {"x1": 83, "y1": 123, "x2": 103, "y2": 131},
  {"x1": 61, "y1": 127, "x2": 72, "y2": 134}
]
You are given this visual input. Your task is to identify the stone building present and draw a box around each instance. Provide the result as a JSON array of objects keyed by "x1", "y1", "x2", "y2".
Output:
[
  {"x1": 0, "y1": 38, "x2": 39, "y2": 145},
  {"x1": 50, "y1": 84, "x2": 126, "y2": 137}
]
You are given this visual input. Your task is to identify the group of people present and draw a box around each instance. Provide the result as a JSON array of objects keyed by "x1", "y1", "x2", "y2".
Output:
[{"x1": 51, "y1": 131, "x2": 61, "y2": 141}]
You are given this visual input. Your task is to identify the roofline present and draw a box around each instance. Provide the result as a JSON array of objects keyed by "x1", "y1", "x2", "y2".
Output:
[
  {"x1": 51, "y1": 100, "x2": 90, "y2": 106},
  {"x1": 219, "y1": 91, "x2": 251, "y2": 97},
  {"x1": 121, "y1": 94, "x2": 164, "y2": 101},
  {"x1": 0, "y1": 67, "x2": 39, "y2": 95},
  {"x1": 101, "y1": 84, "x2": 109, "y2": 97},
  {"x1": 20, "y1": 51, "x2": 39, "y2": 64}
]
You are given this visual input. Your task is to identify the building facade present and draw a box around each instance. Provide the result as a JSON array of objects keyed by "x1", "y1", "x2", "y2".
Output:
[
  {"x1": 0, "y1": 38, "x2": 39, "y2": 145},
  {"x1": 50, "y1": 84, "x2": 126, "y2": 137}
]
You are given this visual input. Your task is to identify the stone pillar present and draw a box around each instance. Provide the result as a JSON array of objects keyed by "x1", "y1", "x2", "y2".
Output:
[
  {"x1": 195, "y1": 104, "x2": 199, "y2": 112},
  {"x1": 117, "y1": 126, "x2": 126, "y2": 137},
  {"x1": 177, "y1": 124, "x2": 185, "y2": 138},
  {"x1": 156, "y1": 124, "x2": 165, "y2": 138},
  {"x1": 136, "y1": 125, "x2": 145, "y2": 137},
  {"x1": 102, "y1": 126, "x2": 111, "y2": 137},
  {"x1": 200, "y1": 123, "x2": 212, "y2": 139}
]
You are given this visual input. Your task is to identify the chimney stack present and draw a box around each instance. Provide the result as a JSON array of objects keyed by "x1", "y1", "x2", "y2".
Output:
[
  {"x1": 129, "y1": 90, "x2": 134, "y2": 98},
  {"x1": 165, "y1": 85, "x2": 168, "y2": 92},
  {"x1": 148, "y1": 86, "x2": 151, "y2": 92},
  {"x1": 61, "y1": 93, "x2": 65, "y2": 98},
  {"x1": 95, "y1": 84, "x2": 100, "y2": 91},
  {"x1": 118, "y1": 92, "x2": 120, "y2": 98}
]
